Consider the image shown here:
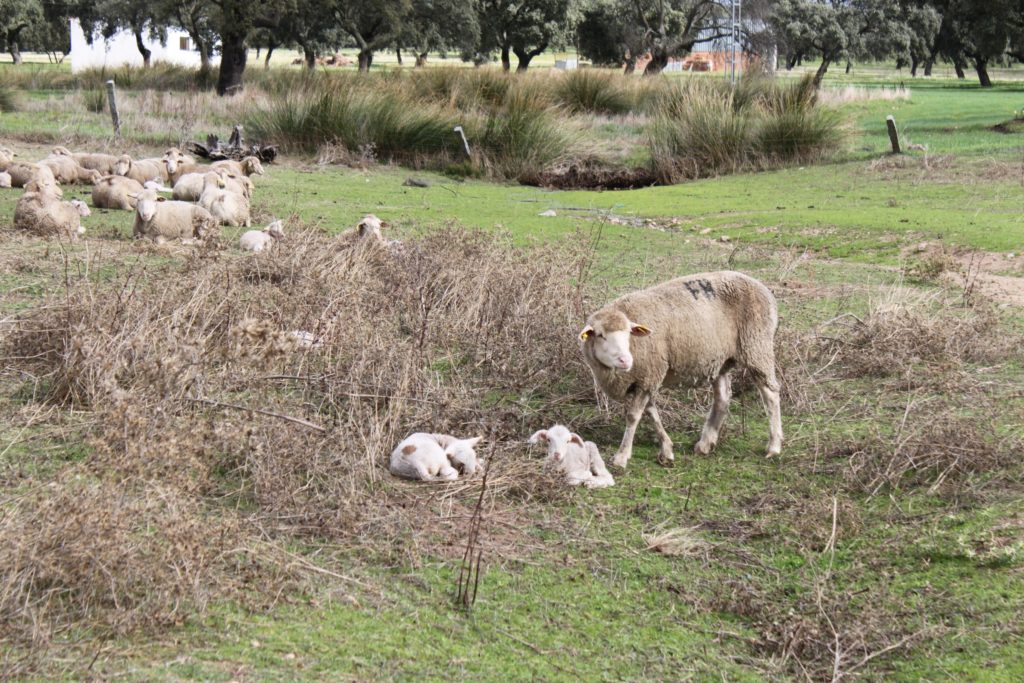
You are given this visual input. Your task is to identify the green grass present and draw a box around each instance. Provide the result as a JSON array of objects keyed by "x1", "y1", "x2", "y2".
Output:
[{"x1": 2, "y1": 77, "x2": 1024, "y2": 680}]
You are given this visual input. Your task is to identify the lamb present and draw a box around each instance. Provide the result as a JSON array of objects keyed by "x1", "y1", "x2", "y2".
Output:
[
  {"x1": 13, "y1": 180, "x2": 89, "y2": 239},
  {"x1": 114, "y1": 155, "x2": 166, "y2": 184},
  {"x1": 211, "y1": 155, "x2": 265, "y2": 177},
  {"x1": 92, "y1": 175, "x2": 145, "y2": 210},
  {"x1": 198, "y1": 171, "x2": 251, "y2": 227},
  {"x1": 52, "y1": 146, "x2": 119, "y2": 175},
  {"x1": 173, "y1": 167, "x2": 251, "y2": 201},
  {"x1": 40, "y1": 154, "x2": 102, "y2": 185},
  {"x1": 579, "y1": 271, "x2": 782, "y2": 469},
  {"x1": 239, "y1": 219, "x2": 285, "y2": 253},
  {"x1": 528, "y1": 425, "x2": 615, "y2": 488},
  {"x1": 389, "y1": 433, "x2": 484, "y2": 481},
  {"x1": 131, "y1": 188, "x2": 218, "y2": 244}
]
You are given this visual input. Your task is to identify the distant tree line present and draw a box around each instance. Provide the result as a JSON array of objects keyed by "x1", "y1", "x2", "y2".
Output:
[{"x1": 1, "y1": 0, "x2": 1022, "y2": 92}]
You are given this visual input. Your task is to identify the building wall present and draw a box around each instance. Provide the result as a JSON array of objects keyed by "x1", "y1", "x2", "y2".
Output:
[{"x1": 69, "y1": 20, "x2": 202, "y2": 73}]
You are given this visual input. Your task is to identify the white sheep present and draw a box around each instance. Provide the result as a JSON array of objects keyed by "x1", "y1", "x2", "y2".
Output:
[
  {"x1": 198, "y1": 171, "x2": 251, "y2": 227},
  {"x1": 52, "y1": 146, "x2": 119, "y2": 175},
  {"x1": 40, "y1": 155, "x2": 102, "y2": 185},
  {"x1": 389, "y1": 433, "x2": 483, "y2": 481},
  {"x1": 529, "y1": 425, "x2": 615, "y2": 488},
  {"x1": 161, "y1": 147, "x2": 194, "y2": 176},
  {"x1": 211, "y1": 156, "x2": 265, "y2": 177},
  {"x1": 0, "y1": 171, "x2": 10, "y2": 188},
  {"x1": 13, "y1": 180, "x2": 89, "y2": 239},
  {"x1": 239, "y1": 219, "x2": 285, "y2": 253},
  {"x1": 579, "y1": 271, "x2": 782, "y2": 469},
  {"x1": 2, "y1": 161, "x2": 61, "y2": 194},
  {"x1": 114, "y1": 154, "x2": 166, "y2": 184},
  {"x1": 131, "y1": 187, "x2": 218, "y2": 244},
  {"x1": 174, "y1": 167, "x2": 251, "y2": 201},
  {"x1": 92, "y1": 175, "x2": 144, "y2": 210}
]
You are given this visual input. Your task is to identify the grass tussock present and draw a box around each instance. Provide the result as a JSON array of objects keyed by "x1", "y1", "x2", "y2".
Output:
[
  {"x1": 0, "y1": 224, "x2": 595, "y2": 666},
  {"x1": 556, "y1": 70, "x2": 635, "y2": 115},
  {"x1": 0, "y1": 86, "x2": 19, "y2": 113}
]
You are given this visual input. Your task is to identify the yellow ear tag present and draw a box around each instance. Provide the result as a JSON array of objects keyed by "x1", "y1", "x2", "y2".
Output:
[{"x1": 579, "y1": 330, "x2": 592, "y2": 341}]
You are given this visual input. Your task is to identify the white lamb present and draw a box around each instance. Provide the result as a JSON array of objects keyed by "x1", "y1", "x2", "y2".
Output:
[
  {"x1": 239, "y1": 219, "x2": 285, "y2": 253},
  {"x1": 389, "y1": 433, "x2": 483, "y2": 481},
  {"x1": 529, "y1": 425, "x2": 615, "y2": 488}
]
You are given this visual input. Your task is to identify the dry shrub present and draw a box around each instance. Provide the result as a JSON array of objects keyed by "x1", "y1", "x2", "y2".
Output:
[{"x1": 833, "y1": 402, "x2": 1022, "y2": 497}]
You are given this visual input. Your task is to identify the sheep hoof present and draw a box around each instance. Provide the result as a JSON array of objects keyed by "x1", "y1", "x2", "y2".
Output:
[
  {"x1": 694, "y1": 440, "x2": 714, "y2": 456},
  {"x1": 766, "y1": 447, "x2": 781, "y2": 458},
  {"x1": 611, "y1": 452, "x2": 630, "y2": 470},
  {"x1": 657, "y1": 452, "x2": 675, "y2": 467}
]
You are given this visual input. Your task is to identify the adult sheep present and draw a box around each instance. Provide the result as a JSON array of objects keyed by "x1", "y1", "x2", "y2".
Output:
[
  {"x1": 14, "y1": 180, "x2": 90, "y2": 239},
  {"x1": 173, "y1": 167, "x2": 252, "y2": 201},
  {"x1": 40, "y1": 154, "x2": 102, "y2": 185},
  {"x1": 52, "y1": 146, "x2": 119, "y2": 175},
  {"x1": 3, "y1": 162, "x2": 62, "y2": 194},
  {"x1": 115, "y1": 155, "x2": 167, "y2": 184},
  {"x1": 211, "y1": 156, "x2": 264, "y2": 177},
  {"x1": 579, "y1": 271, "x2": 782, "y2": 469},
  {"x1": 198, "y1": 171, "x2": 251, "y2": 227},
  {"x1": 132, "y1": 188, "x2": 218, "y2": 244},
  {"x1": 92, "y1": 175, "x2": 145, "y2": 210}
]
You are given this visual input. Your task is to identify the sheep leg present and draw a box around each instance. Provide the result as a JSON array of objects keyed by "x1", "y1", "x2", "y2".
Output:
[
  {"x1": 587, "y1": 446, "x2": 615, "y2": 488},
  {"x1": 696, "y1": 372, "x2": 732, "y2": 455},
  {"x1": 757, "y1": 381, "x2": 783, "y2": 457},
  {"x1": 644, "y1": 400, "x2": 675, "y2": 466},
  {"x1": 612, "y1": 390, "x2": 650, "y2": 469}
]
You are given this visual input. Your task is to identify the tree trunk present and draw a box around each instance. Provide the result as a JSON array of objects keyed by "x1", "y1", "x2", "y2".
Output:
[
  {"x1": 923, "y1": 57, "x2": 934, "y2": 76},
  {"x1": 396, "y1": 47, "x2": 402, "y2": 66},
  {"x1": 197, "y1": 38, "x2": 211, "y2": 71},
  {"x1": 910, "y1": 54, "x2": 918, "y2": 77},
  {"x1": 953, "y1": 59, "x2": 965, "y2": 79},
  {"x1": 974, "y1": 57, "x2": 991, "y2": 87},
  {"x1": 304, "y1": 46, "x2": 316, "y2": 70},
  {"x1": 216, "y1": 30, "x2": 248, "y2": 96},
  {"x1": 134, "y1": 29, "x2": 152, "y2": 68},
  {"x1": 623, "y1": 53, "x2": 637, "y2": 74},
  {"x1": 500, "y1": 44, "x2": 510, "y2": 71},
  {"x1": 357, "y1": 49, "x2": 373, "y2": 72},
  {"x1": 785, "y1": 52, "x2": 797, "y2": 70},
  {"x1": 845, "y1": 60, "x2": 852, "y2": 74},
  {"x1": 8, "y1": 41, "x2": 22, "y2": 65},
  {"x1": 264, "y1": 43, "x2": 275, "y2": 68},
  {"x1": 812, "y1": 58, "x2": 831, "y2": 88},
  {"x1": 797, "y1": 53, "x2": 803, "y2": 66},
  {"x1": 415, "y1": 52, "x2": 428, "y2": 67},
  {"x1": 643, "y1": 46, "x2": 669, "y2": 75}
]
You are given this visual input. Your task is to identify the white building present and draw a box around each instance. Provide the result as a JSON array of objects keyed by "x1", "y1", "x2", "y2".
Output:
[{"x1": 69, "y1": 19, "x2": 202, "y2": 73}]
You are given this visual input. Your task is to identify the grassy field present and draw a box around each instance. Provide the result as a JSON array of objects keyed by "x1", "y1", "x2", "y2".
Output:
[{"x1": 1, "y1": 65, "x2": 1023, "y2": 681}]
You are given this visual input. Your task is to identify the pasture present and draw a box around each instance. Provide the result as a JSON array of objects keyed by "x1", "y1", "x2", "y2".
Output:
[{"x1": 1, "y1": 63, "x2": 1023, "y2": 681}]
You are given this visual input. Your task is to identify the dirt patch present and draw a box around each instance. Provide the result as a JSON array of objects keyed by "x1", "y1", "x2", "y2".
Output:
[
  {"x1": 532, "y1": 163, "x2": 658, "y2": 190},
  {"x1": 991, "y1": 119, "x2": 1024, "y2": 134},
  {"x1": 904, "y1": 243, "x2": 1024, "y2": 307}
]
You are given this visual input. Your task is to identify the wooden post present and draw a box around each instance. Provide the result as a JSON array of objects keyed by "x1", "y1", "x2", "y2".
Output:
[
  {"x1": 885, "y1": 115, "x2": 900, "y2": 154},
  {"x1": 105, "y1": 80, "x2": 120, "y2": 137}
]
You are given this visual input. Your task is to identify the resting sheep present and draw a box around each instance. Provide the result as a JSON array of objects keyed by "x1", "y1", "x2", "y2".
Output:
[
  {"x1": 131, "y1": 188, "x2": 218, "y2": 244},
  {"x1": 161, "y1": 147, "x2": 194, "y2": 176},
  {"x1": 239, "y1": 219, "x2": 285, "y2": 253},
  {"x1": 115, "y1": 155, "x2": 167, "y2": 184},
  {"x1": 92, "y1": 175, "x2": 144, "y2": 210},
  {"x1": 579, "y1": 271, "x2": 782, "y2": 469},
  {"x1": 0, "y1": 171, "x2": 10, "y2": 188},
  {"x1": 211, "y1": 156, "x2": 264, "y2": 177},
  {"x1": 173, "y1": 167, "x2": 251, "y2": 201},
  {"x1": 389, "y1": 433, "x2": 483, "y2": 481},
  {"x1": 198, "y1": 171, "x2": 251, "y2": 227},
  {"x1": 13, "y1": 180, "x2": 89, "y2": 239},
  {"x1": 529, "y1": 425, "x2": 615, "y2": 488},
  {"x1": 52, "y1": 146, "x2": 119, "y2": 175},
  {"x1": 2, "y1": 161, "x2": 61, "y2": 194},
  {"x1": 41, "y1": 154, "x2": 102, "y2": 185}
]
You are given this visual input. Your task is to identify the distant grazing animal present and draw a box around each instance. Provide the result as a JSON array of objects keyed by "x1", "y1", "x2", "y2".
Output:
[{"x1": 579, "y1": 271, "x2": 782, "y2": 469}]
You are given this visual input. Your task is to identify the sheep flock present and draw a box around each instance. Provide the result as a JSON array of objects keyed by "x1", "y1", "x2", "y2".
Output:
[{"x1": 1, "y1": 142, "x2": 783, "y2": 490}]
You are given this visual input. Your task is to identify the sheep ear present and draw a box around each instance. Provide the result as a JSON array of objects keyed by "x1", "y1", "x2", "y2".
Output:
[
  {"x1": 630, "y1": 324, "x2": 652, "y2": 337},
  {"x1": 528, "y1": 430, "x2": 548, "y2": 445},
  {"x1": 465, "y1": 436, "x2": 483, "y2": 447},
  {"x1": 579, "y1": 326, "x2": 594, "y2": 341},
  {"x1": 156, "y1": 196, "x2": 166, "y2": 202},
  {"x1": 570, "y1": 434, "x2": 585, "y2": 447},
  {"x1": 126, "y1": 192, "x2": 138, "y2": 199}
]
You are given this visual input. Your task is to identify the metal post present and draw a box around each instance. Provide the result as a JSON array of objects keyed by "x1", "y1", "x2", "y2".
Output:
[
  {"x1": 730, "y1": 0, "x2": 742, "y2": 85},
  {"x1": 105, "y1": 79, "x2": 120, "y2": 137}
]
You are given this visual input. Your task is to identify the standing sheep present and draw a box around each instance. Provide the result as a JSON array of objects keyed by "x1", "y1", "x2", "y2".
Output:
[
  {"x1": 239, "y1": 219, "x2": 285, "y2": 253},
  {"x1": 13, "y1": 180, "x2": 89, "y2": 239},
  {"x1": 198, "y1": 171, "x2": 251, "y2": 227},
  {"x1": 579, "y1": 271, "x2": 782, "y2": 469},
  {"x1": 131, "y1": 188, "x2": 218, "y2": 244},
  {"x1": 529, "y1": 425, "x2": 615, "y2": 488},
  {"x1": 389, "y1": 433, "x2": 484, "y2": 481}
]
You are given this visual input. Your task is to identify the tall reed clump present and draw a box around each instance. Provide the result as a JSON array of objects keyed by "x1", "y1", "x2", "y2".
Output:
[
  {"x1": 555, "y1": 70, "x2": 635, "y2": 115},
  {"x1": 0, "y1": 87, "x2": 19, "y2": 113},
  {"x1": 648, "y1": 74, "x2": 843, "y2": 182}
]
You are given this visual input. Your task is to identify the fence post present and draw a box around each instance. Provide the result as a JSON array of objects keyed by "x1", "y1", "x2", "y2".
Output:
[
  {"x1": 885, "y1": 115, "x2": 900, "y2": 154},
  {"x1": 105, "y1": 80, "x2": 120, "y2": 137}
]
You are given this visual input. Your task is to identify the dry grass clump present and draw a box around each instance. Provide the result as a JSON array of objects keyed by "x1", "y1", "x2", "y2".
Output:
[
  {"x1": 0, "y1": 223, "x2": 598, "y2": 666},
  {"x1": 643, "y1": 526, "x2": 710, "y2": 557}
]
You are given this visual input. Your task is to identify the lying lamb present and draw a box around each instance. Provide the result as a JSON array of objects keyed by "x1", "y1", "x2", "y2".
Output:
[
  {"x1": 389, "y1": 433, "x2": 483, "y2": 481},
  {"x1": 14, "y1": 180, "x2": 89, "y2": 239},
  {"x1": 131, "y1": 187, "x2": 218, "y2": 244},
  {"x1": 239, "y1": 219, "x2": 285, "y2": 253},
  {"x1": 529, "y1": 425, "x2": 615, "y2": 488},
  {"x1": 579, "y1": 271, "x2": 782, "y2": 469}
]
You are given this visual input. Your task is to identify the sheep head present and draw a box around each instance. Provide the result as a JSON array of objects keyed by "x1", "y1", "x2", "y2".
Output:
[
  {"x1": 579, "y1": 309, "x2": 651, "y2": 372},
  {"x1": 529, "y1": 425, "x2": 583, "y2": 463}
]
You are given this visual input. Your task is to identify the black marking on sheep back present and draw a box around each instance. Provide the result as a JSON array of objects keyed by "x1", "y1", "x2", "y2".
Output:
[{"x1": 683, "y1": 279, "x2": 716, "y2": 300}]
